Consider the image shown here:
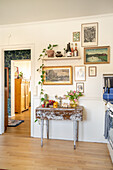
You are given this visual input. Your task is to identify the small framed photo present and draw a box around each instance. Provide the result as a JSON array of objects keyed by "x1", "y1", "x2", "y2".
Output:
[
  {"x1": 88, "y1": 66, "x2": 97, "y2": 77},
  {"x1": 76, "y1": 83, "x2": 84, "y2": 93},
  {"x1": 74, "y1": 66, "x2": 86, "y2": 81},
  {"x1": 73, "y1": 32, "x2": 80, "y2": 42},
  {"x1": 81, "y1": 22, "x2": 98, "y2": 47}
]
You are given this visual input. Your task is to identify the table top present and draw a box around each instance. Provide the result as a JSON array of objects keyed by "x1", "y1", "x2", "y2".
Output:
[{"x1": 36, "y1": 106, "x2": 83, "y2": 121}]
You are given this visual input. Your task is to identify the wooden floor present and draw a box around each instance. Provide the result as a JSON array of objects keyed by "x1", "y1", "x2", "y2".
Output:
[{"x1": 0, "y1": 109, "x2": 113, "y2": 170}]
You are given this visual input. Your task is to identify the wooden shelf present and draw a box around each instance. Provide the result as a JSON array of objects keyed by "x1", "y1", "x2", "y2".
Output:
[{"x1": 42, "y1": 56, "x2": 81, "y2": 61}]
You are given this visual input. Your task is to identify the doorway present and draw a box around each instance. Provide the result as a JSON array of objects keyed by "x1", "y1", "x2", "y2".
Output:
[{"x1": 4, "y1": 49, "x2": 31, "y2": 137}]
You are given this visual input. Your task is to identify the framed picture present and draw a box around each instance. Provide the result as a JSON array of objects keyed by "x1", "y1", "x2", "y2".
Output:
[
  {"x1": 81, "y1": 22, "x2": 98, "y2": 47},
  {"x1": 74, "y1": 66, "x2": 86, "y2": 81},
  {"x1": 84, "y1": 46, "x2": 110, "y2": 64},
  {"x1": 76, "y1": 83, "x2": 84, "y2": 93},
  {"x1": 73, "y1": 32, "x2": 80, "y2": 42},
  {"x1": 43, "y1": 66, "x2": 73, "y2": 85},
  {"x1": 89, "y1": 66, "x2": 97, "y2": 77}
]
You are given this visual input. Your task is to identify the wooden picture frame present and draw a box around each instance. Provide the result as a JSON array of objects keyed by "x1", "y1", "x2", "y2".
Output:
[
  {"x1": 81, "y1": 22, "x2": 98, "y2": 47},
  {"x1": 76, "y1": 83, "x2": 84, "y2": 93},
  {"x1": 73, "y1": 32, "x2": 80, "y2": 42},
  {"x1": 88, "y1": 66, "x2": 97, "y2": 77},
  {"x1": 43, "y1": 66, "x2": 73, "y2": 85},
  {"x1": 84, "y1": 46, "x2": 110, "y2": 64},
  {"x1": 74, "y1": 66, "x2": 86, "y2": 81},
  {"x1": 5, "y1": 67, "x2": 9, "y2": 98}
]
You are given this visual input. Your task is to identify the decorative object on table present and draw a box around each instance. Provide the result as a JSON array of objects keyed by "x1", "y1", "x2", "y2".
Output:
[
  {"x1": 62, "y1": 103, "x2": 68, "y2": 108},
  {"x1": 74, "y1": 65, "x2": 86, "y2": 81},
  {"x1": 73, "y1": 32, "x2": 80, "y2": 42},
  {"x1": 84, "y1": 46, "x2": 110, "y2": 64},
  {"x1": 76, "y1": 83, "x2": 84, "y2": 93},
  {"x1": 65, "y1": 90, "x2": 83, "y2": 107},
  {"x1": 53, "y1": 101, "x2": 58, "y2": 108},
  {"x1": 55, "y1": 95, "x2": 64, "y2": 107},
  {"x1": 55, "y1": 51, "x2": 63, "y2": 57},
  {"x1": 46, "y1": 44, "x2": 58, "y2": 58},
  {"x1": 43, "y1": 66, "x2": 73, "y2": 85},
  {"x1": 81, "y1": 22, "x2": 98, "y2": 47},
  {"x1": 88, "y1": 66, "x2": 97, "y2": 77}
]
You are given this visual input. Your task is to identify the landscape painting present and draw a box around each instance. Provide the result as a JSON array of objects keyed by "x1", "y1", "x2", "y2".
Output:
[
  {"x1": 84, "y1": 46, "x2": 110, "y2": 64},
  {"x1": 43, "y1": 66, "x2": 73, "y2": 85}
]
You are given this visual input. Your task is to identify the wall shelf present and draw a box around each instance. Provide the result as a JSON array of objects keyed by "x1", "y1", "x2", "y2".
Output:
[{"x1": 42, "y1": 56, "x2": 81, "y2": 61}]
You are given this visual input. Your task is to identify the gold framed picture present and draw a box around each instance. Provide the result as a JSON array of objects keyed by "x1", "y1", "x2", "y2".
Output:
[
  {"x1": 88, "y1": 66, "x2": 97, "y2": 77},
  {"x1": 81, "y1": 22, "x2": 98, "y2": 47},
  {"x1": 74, "y1": 65, "x2": 86, "y2": 81},
  {"x1": 84, "y1": 46, "x2": 110, "y2": 64},
  {"x1": 43, "y1": 66, "x2": 73, "y2": 85}
]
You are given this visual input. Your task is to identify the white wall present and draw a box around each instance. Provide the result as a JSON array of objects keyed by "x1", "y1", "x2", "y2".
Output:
[
  {"x1": 0, "y1": 14, "x2": 113, "y2": 142},
  {"x1": 13, "y1": 60, "x2": 31, "y2": 79}
]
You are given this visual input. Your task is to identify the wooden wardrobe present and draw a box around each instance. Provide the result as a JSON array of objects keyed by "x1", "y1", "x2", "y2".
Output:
[{"x1": 15, "y1": 79, "x2": 29, "y2": 113}]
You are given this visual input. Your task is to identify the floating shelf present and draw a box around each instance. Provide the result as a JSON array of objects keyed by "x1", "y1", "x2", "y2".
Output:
[{"x1": 42, "y1": 56, "x2": 81, "y2": 61}]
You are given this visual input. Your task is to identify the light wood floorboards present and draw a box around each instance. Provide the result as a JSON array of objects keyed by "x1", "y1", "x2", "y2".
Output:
[{"x1": 0, "y1": 109, "x2": 113, "y2": 170}]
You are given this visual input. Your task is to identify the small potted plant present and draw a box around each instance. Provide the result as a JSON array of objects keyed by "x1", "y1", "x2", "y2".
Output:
[
  {"x1": 65, "y1": 90, "x2": 83, "y2": 107},
  {"x1": 46, "y1": 44, "x2": 58, "y2": 58}
]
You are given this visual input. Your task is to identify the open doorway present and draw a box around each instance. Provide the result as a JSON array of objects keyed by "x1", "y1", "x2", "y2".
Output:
[{"x1": 4, "y1": 49, "x2": 31, "y2": 137}]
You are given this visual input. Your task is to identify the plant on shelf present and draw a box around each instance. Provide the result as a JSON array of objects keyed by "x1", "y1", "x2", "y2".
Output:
[
  {"x1": 38, "y1": 44, "x2": 58, "y2": 60},
  {"x1": 65, "y1": 90, "x2": 83, "y2": 107}
]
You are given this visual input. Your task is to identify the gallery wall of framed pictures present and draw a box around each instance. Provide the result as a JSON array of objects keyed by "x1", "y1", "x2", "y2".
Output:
[{"x1": 42, "y1": 21, "x2": 110, "y2": 95}]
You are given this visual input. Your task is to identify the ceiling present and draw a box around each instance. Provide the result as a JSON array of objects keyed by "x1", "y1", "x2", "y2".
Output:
[{"x1": 0, "y1": 0, "x2": 113, "y2": 25}]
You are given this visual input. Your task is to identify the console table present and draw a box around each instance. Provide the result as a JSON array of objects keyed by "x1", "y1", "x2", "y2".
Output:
[{"x1": 35, "y1": 106, "x2": 83, "y2": 149}]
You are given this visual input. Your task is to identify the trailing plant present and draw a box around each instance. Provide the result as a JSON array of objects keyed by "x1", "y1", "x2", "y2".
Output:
[
  {"x1": 37, "y1": 64, "x2": 45, "y2": 104},
  {"x1": 37, "y1": 44, "x2": 58, "y2": 105},
  {"x1": 38, "y1": 44, "x2": 58, "y2": 60}
]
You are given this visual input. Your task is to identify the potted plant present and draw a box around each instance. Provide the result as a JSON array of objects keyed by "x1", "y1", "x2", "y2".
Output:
[
  {"x1": 46, "y1": 44, "x2": 58, "y2": 58},
  {"x1": 65, "y1": 90, "x2": 83, "y2": 107}
]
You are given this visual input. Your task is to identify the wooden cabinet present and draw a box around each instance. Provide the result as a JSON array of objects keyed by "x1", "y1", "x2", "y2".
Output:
[{"x1": 15, "y1": 79, "x2": 29, "y2": 113}]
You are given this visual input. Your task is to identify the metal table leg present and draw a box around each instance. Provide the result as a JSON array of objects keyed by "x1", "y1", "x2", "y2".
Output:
[
  {"x1": 41, "y1": 119, "x2": 44, "y2": 147},
  {"x1": 73, "y1": 120, "x2": 78, "y2": 149},
  {"x1": 46, "y1": 120, "x2": 49, "y2": 139}
]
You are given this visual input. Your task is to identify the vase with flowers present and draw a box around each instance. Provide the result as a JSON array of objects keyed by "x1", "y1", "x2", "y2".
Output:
[{"x1": 65, "y1": 90, "x2": 83, "y2": 107}]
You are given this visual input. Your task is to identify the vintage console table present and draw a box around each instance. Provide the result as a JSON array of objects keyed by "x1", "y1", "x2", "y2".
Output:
[{"x1": 35, "y1": 106, "x2": 83, "y2": 149}]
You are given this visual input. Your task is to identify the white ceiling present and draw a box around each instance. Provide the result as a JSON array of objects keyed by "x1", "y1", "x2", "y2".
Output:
[{"x1": 0, "y1": 0, "x2": 113, "y2": 25}]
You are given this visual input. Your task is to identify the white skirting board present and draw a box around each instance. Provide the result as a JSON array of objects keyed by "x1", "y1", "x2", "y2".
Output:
[{"x1": 107, "y1": 143, "x2": 113, "y2": 163}]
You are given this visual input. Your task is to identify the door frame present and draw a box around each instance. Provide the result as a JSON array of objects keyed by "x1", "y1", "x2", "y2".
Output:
[{"x1": 0, "y1": 44, "x2": 35, "y2": 137}]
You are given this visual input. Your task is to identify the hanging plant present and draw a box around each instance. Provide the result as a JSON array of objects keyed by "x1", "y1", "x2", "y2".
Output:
[{"x1": 37, "y1": 44, "x2": 58, "y2": 105}]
